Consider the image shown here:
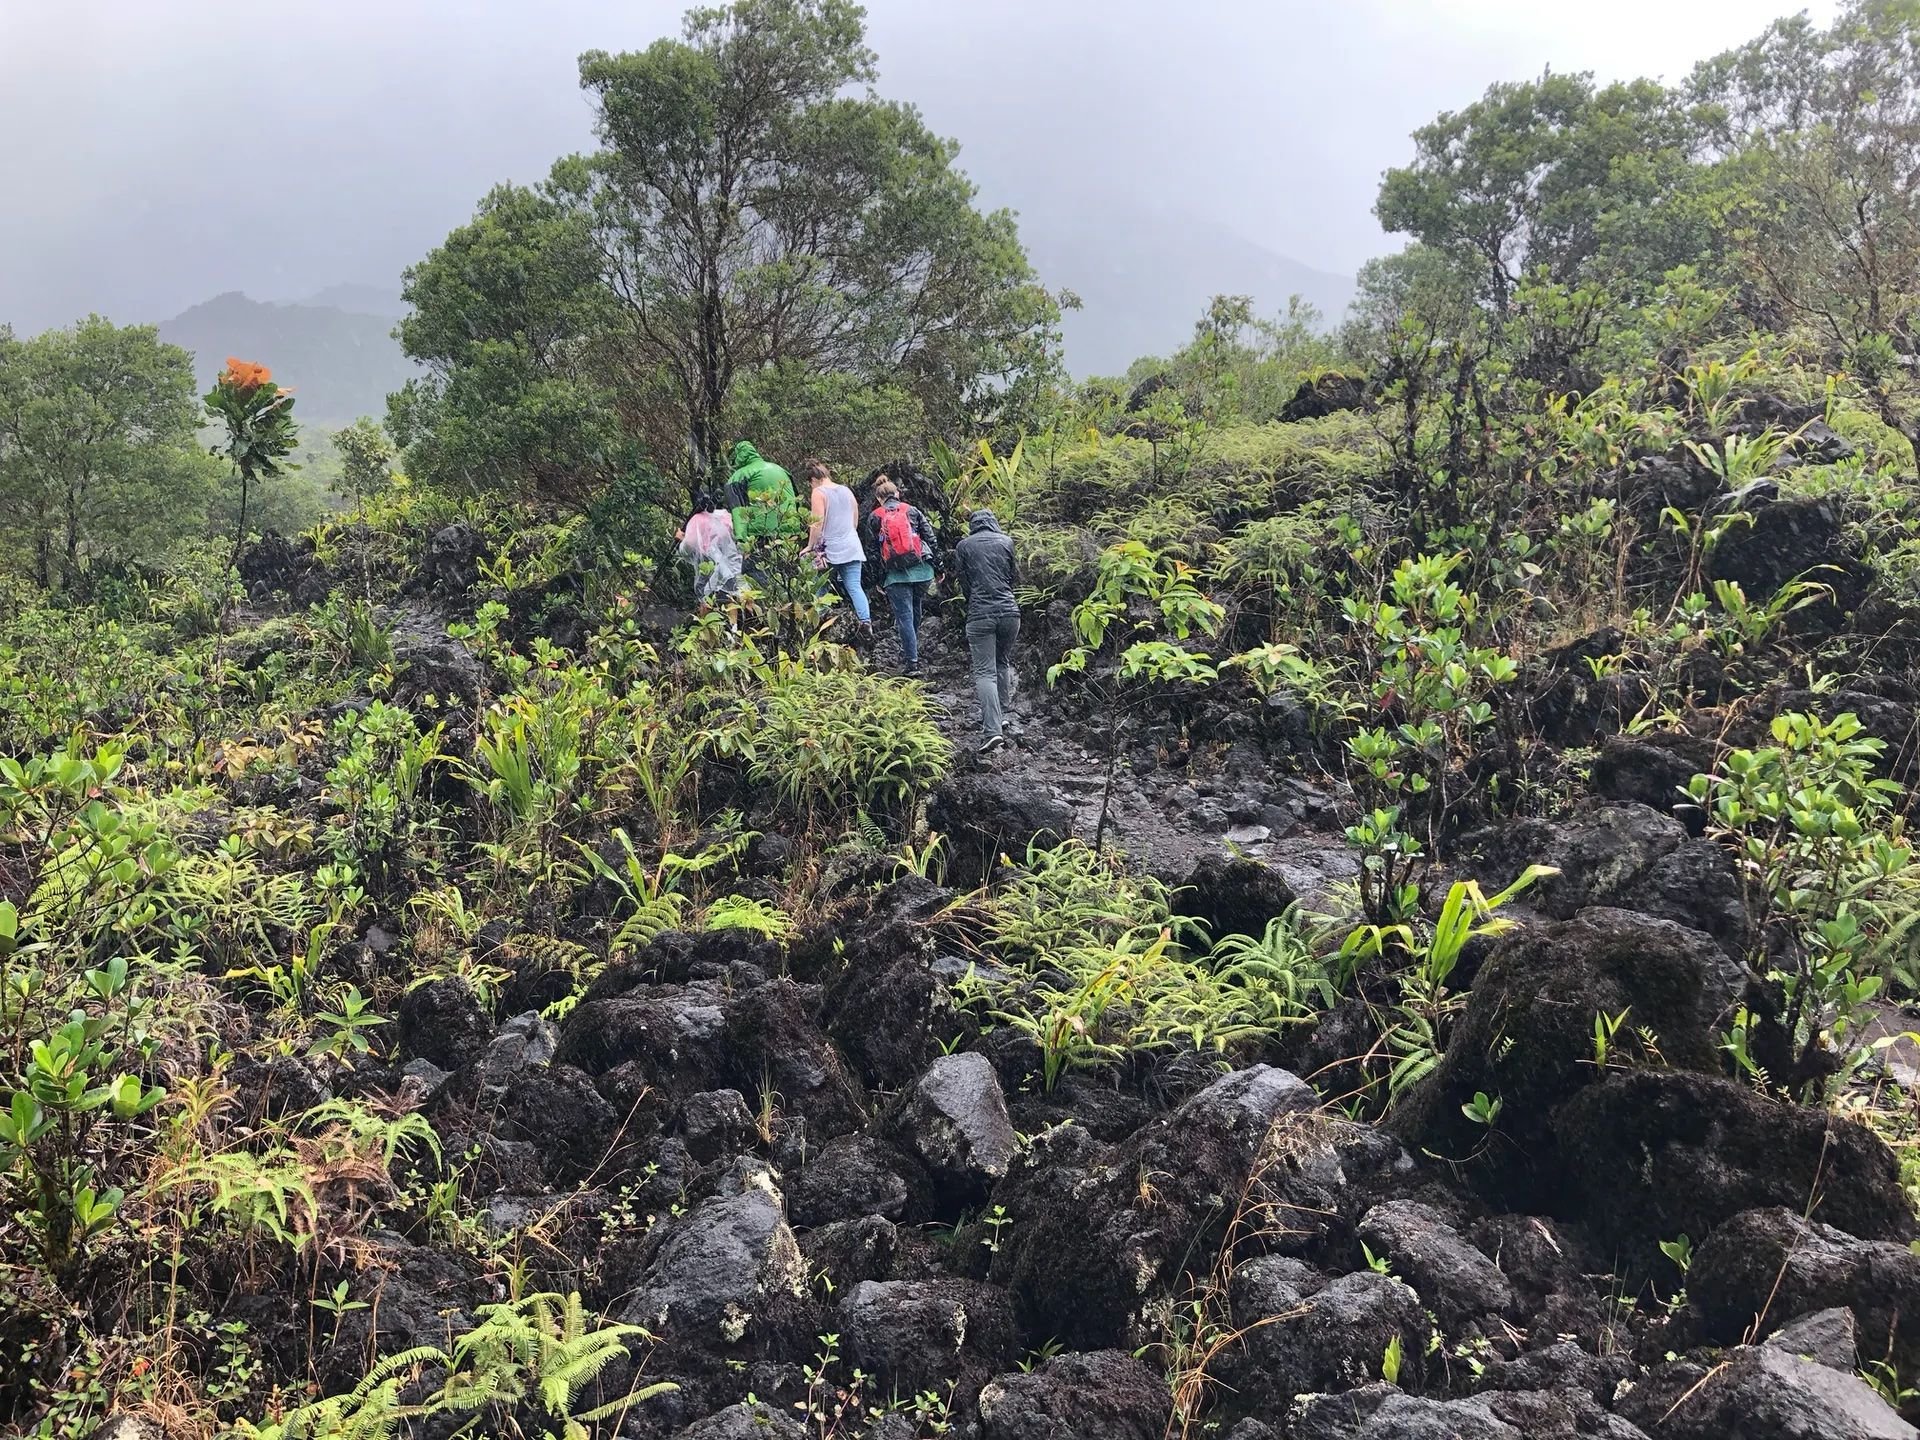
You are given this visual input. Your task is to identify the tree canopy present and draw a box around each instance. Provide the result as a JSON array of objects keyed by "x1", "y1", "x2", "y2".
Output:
[
  {"x1": 393, "y1": 0, "x2": 1062, "y2": 503},
  {"x1": 0, "y1": 317, "x2": 215, "y2": 589}
]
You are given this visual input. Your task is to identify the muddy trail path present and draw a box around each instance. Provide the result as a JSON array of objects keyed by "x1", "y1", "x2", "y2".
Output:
[{"x1": 866, "y1": 601, "x2": 1362, "y2": 905}]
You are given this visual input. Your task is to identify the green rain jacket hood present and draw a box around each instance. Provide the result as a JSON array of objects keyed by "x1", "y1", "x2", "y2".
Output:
[{"x1": 728, "y1": 442, "x2": 800, "y2": 540}]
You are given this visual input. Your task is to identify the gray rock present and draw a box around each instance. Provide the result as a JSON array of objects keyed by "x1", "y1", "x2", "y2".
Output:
[
  {"x1": 1222, "y1": 1266, "x2": 1427, "y2": 1412},
  {"x1": 1359, "y1": 1199, "x2": 1517, "y2": 1328},
  {"x1": 975, "y1": 1350, "x2": 1171, "y2": 1439},
  {"x1": 671, "y1": 1401, "x2": 807, "y2": 1439},
  {"x1": 621, "y1": 1158, "x2": 806, "y2": 1341},
  {"x1": 1693, "y1": 1208, "x2": 1917, "y2": 1376},
  {"x1": 1766, "y1": 1308, "x2": 1861, "y2": 1373},
  {"x1": 476, "y1": 1010, "x2": 558, "y2": 1095},
  {"x1": 679, "y1": 1088, "x2": 753, "y2": 1163},
  {"x1": 1622, "y1": 1347, "x2": 1914, "y2": 1440},
  {"x1": 839, "y1": 1278, "x2": 1017, "y2": 1406},
  {"x1": 892, "y1": 1052, "x2": 1017, "y2": 1202}
]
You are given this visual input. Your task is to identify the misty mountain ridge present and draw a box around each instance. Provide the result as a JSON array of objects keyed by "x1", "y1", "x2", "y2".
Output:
[
  {"x1": 1022, "y1": 209, "x2": 1355, "y2": 376},
  {"x1": 151, "y1": 218, "x2": 1350, "y2": 427},
  {"x1": 156, "y1": 290, "x2": 417, "y2": 426}
]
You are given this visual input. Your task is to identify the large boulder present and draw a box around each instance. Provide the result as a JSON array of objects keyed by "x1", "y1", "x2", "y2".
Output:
[
  {"x1": 838, "y1": 1279, "x2": 1018, "y2": 1408},
  {"x1": 396, "y1": 977, "x2": 493, "y2": 1071},
  {"x1": 1389, "y1": 908, "x2": 1739, "y2": 1210},
  {"x1": 1455, "y1": 803, "x2": 1752, "y2": 955},
  {"x1": 927, "y1": 773, "x2": 1073, "y2": 888},
  {"x1": 1689, "y1": 1207, "x2": 1920, "y2": 1377},
  {"x1": 975, "y1": 1350, "x2": 1171, "y2": 1440},
  {"x1": 618, "y1": 1159, "x2": 809, "y2": 1345},
  {"x1": 1591, "y1": 733, "x2": 1718, "y2": 826},
  {"x1": 1289, "y1": 1383, "x2": 1648, "y2": 1439},
  {"x1": 1174, "y1": 853, "x2": 1297, "y2": 942},
  {"x1": 1219, "y1": 1261, "x2": 1429, "y2": 1415},
  {"x1": 988, "y1": 1065, "x2": 1334, "y2": 1348},
  {"x1": 1357, "y1": 1200, "x2": 1517, "y2": 1329},
  {"x1": 1619, "y1": 1347, "x2": 1914, "y2": 1440},
  {"x1": 888, "y1": 1052, "x2": 1017, "y2": 1209},
  {"x1": 1554, "y1": 1071, "x2": 1916, "y2": 1256}
]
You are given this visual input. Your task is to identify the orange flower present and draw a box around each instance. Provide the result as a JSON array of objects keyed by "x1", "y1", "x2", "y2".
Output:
[{"x1": 220, "y1": 357, "x2": 274, "y2": 392}]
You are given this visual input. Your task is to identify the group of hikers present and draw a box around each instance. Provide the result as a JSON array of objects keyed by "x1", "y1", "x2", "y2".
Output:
[{"x1": 674, "y1": 441, "x2": 1022, "y2": 754}]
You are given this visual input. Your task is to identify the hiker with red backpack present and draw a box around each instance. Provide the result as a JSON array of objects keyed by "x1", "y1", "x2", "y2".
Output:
[{"x1": 867, "y1": 476, "x2": 939, "y2": 675}]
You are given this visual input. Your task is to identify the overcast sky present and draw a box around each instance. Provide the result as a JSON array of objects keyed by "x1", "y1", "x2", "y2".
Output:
[{"x1": 0, "y1": 0, "x2": 1837, "y2": 336}]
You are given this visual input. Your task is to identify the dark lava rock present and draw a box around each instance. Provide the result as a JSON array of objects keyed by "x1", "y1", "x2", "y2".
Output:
[
  {"x1": 1220, "y1": 1262, "x2": 1429, "y2": 1413},
  {"x1": 889, "y1": 1052, "x2": 1017, "y2": 1208},
  {"x1": 975, "y1": 1349, "x2": 1172, "y2": 1440},
  {"x1": 391, "y1": 624, "x2": 487, "y2": 709},
  {"x1": 1690, "y1": 1207, "x2": 1918, "y2": 1376},
  {"x1": 475, "y1": 1010, "x2": 559, "y2": 1096},
  {"x1": 1619, "y1": 1347, "x2": 1913, "y2": 1440},
  {"x1": 1478, "y1": 1341, "x2": 1632, "y2": 1404},
  {"x1": 413, "y1": 521, "x2": 486, "y2": 595},
  {"x1": 499, "y1": 1061, "x2": 625, "y2": 1183},
  {"x1": 1591, "y1": 733, "x2": 1717, "y2": 827},
  {"x1": 821, "y1": 876, "x2": 952, "y2": 1089},
  {"x1": 1456, "y1": 803, "x2": 1753, "y2": 956},
  {"x1": 1357, "y1": 1200, "x2": 1517, "y2": 1328},
  {"x1": 1766, "y1": 1309, "x2": 1862, "y2": 1373},
  {"x1": 1390, "y1": 908, "x2": 1737, "y2": 1211},
  {"x1": 679, "y1": 1089, "x2": 754, "y2": 1165},
  {"x1": 315, "y1": 1234, "x2": 484, "y2": 1395},
  {"x1": 618, "y1": 1159, "x2": 808, "y2": 1344},
  {"x1": 671, "y1": 1401, "x2": 807, "y2": 1439},
  {"x1": 790, "y1": 1134, "x2": 927, "y2": 1227},
  {"x1": 838, "y1": 1278, "x2": 1018, "y2": 1407},
  {"x1": 397, "y1": 977, "x2": 493, "y2": 1071},
  {"x1": 557, "y1": 976, "x2": 867, "y2": 1139},
  {"x1": 800, "y1": 1215, "x2": 899, "y2": 1292},
  {"x1": 237, "y1": 530, "x2": 328, "y2": 605},
  {"x1": 1174, "y1": 853, "x2": 1297, "y2": 942},
  {"x1": 1555, "y1": 1071, "x2": 1916, "y2": 1257},
  {"x1": 988, "y1": 1065, "x2": 1323, "y2": 1348},
  {"x1": 927, "y1": 772, "x2": 1073, "y2": 887},
  {"x1": 1708, "y1": 495, "x2": 1854, "y2": 604},
  {"x1": 1278, "y1": 371, "x2": 1368, "y2": 423},
  {"x1": 1292, "y1": 1384, "x2": 1648, "y2": 1439}
]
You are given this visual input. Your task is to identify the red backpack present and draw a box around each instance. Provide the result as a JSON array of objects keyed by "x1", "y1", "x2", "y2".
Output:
[{"x1": 875, "y1": 502, "x2": 926, "y2": 572}]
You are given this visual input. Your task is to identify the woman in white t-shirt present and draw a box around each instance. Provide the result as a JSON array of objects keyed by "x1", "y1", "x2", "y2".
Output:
[{"x1": 802, "y1": 458, "x2": 872, "y2": 631}]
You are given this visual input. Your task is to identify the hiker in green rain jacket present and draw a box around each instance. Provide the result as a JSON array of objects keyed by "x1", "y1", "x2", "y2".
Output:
[{"x1": 726, "y1": 442, "x2": 802, "y2": 542}]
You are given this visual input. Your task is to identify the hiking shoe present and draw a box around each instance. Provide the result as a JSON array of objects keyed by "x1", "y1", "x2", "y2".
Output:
[{"x1": 978, "y1": 734, "x2": 1008, "y2": 757}]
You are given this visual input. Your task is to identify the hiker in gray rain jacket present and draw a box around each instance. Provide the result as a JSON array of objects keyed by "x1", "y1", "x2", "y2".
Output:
[{"x1": 953, "y1": 509, "x2": 1020, "y2": 751}]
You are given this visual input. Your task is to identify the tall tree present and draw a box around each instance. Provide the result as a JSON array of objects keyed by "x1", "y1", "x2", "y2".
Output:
[
  {"x1": 396, "y1": 0, "x2": 1061, "y2": 499},
  {"x1": 0, "y1": 317, "x2": 213, "y2": 589},
  {"x1": 1695, "y1": 0, "x2": 1920, "y2": 469},
  {"x1": 1376, "y1": 71, "x2": 1713, "y2": 312}
]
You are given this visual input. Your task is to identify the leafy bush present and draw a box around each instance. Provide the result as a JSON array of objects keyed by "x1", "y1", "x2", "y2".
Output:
[{"x1": 750, "y1": 667, "x2": 952, "y2": 824}]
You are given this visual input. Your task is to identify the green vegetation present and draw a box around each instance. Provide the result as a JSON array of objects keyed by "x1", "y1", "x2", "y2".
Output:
[{"x1": 7, "y1": 0, "x2": 1920, "y2": 1433}]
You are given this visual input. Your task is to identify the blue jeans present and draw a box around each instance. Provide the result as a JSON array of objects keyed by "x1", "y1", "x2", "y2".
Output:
[
  {"x1": 821, "y1": 559, "x2": 870, "y2": 623},
  {"x1": 886, "y1": 581, "x2": 929, "y2": 665}
]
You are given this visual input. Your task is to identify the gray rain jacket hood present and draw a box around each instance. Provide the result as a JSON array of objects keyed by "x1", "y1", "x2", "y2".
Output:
[{"x1": 955, "y1": 510, "x2": 1018, "y2": 619}]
